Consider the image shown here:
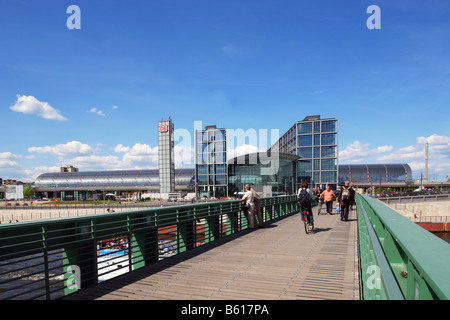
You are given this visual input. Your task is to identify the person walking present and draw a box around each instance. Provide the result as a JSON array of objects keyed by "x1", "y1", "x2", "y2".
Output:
[
  {"x1": 349, "y1": 185, "x2": 356, "y2": 211},
  {"x1": 338, "y1": 181, "x2": 355, "y2": 221},
  {"x1": 297, "y1": 181, "x2": 314, "y2": 227},
  {"x1": 242, "y1": 184, "x2": 256, "y2": 229},
  {"x1": 315, "y1": 187, "x2": 324, "y2": 214},
  {"x1": 320, "y1": 186, "x2": 336, "y2": 215},
  {"x1": 251, "y1": 187, "x2": 263, "y2": 228}
]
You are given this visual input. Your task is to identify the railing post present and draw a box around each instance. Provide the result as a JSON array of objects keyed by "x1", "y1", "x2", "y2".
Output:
[
  {"x1": 225, "y1": 202, "x2": 239, "y2": 236},
  {"x1": 176, "y1": 207, "x2": 195, "y2": 253},
  {"x1": 273, "y1": 198, "x2": 279, "y2": 219},
  {"x1": 62, "y1": 220, "x2": 96, "y2": 296},
  {"x1": 130, "y1": 213, "x2": 158, "y2": 270},
  {"x1": 42, "y1": 225, "x2": 50, "y2": 300},
  {"x1": 208, "y1": 204, "x2": 220, "y2": 241},
  {"x1": 264, "y1": 199, "x2": 273, "y2": 222}
]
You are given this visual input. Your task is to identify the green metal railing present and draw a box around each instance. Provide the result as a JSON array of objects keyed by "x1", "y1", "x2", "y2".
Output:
[
  {"x1": 357, "y1": 194, "x2": 450, "y2": 300},
  {"x1": 0, "y1": 195, "x2": 299, "y2": 300}
]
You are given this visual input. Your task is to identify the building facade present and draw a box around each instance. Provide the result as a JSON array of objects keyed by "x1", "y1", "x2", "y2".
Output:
[
  {"x1": 271, "y1": 115, "x2": 339, "y2": 190},
  {"x1": 338, "y1": 164, "x2": 413, "y2": 185},
  {"x1": 32, "y1": 163, "x2": 415, "y2": 201},
  {"x1": 158, "y1": 118, "x2": 175, "y2": 193},
  {"x1": 227, "y1": 152, "x2": 299, "y2": 197},
  {"x1": 34, "y1": 169, "x2": 195, "y2": 201},
  {"x1": 195, "y1": 125, "x2": 228, "y2": 198}
]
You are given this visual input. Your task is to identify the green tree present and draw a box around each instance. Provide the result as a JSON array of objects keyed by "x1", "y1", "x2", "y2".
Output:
[{"x1": 24, "y1": 183, "x2": 35, "y2": 200}]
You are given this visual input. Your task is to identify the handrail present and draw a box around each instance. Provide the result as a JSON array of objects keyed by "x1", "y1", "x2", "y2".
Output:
[
  {"x1": 356, "y1": 195, "x2": 404, "y2": 300},
  {"x1": 357, "y1": 194, "x2": 450, "y2": 300},
  {"x1": 378, "y1": 194, "x2": 450, "y2": 204},
  {"x1": 0, "y1": 195, "x2": 299, "y2": 300}
]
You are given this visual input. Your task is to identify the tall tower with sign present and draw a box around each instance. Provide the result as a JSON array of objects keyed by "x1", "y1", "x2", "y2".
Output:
[{"x1": 158, "y1": 118, "x2": 175, "y2": 193}]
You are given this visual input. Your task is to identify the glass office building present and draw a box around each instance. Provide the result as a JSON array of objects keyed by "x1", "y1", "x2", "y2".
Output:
[
  {"x1": 158, "y1": 118, "x2": 175, "y2": 193},
  {"x1": 272, "y1": 115, "x2": 339, "y2": 190},
  {"x1": 195, "y1": 125, "x2": 228, "y2": 198}
]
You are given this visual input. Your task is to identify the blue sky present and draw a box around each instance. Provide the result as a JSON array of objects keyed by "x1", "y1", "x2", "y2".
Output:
[{"x1": 1, "y1": 0, "x2": 449, "y2": 181}]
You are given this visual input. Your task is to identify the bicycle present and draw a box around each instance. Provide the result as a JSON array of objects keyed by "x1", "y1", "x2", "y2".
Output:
[{"x1": 302, "y1": 209, "x2": 314, "y2": 234}]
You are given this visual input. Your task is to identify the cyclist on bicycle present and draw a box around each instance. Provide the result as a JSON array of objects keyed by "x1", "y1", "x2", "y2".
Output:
[{"x1": 297, "y1": 181, "x2": 314, "y2": 228}]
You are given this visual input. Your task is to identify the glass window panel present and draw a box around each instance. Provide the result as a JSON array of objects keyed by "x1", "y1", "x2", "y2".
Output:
[
  {"x1": 197, "y1": 175, "x2": 207, "y2": 185},
  {"x1": 298, "y1": 122, "x2": 312, "y2": 134},
  {"x1": 314, "y1": 122, "x2": 321, "y2": 133},
  {"x1": 215, "y1": 141, "x2": 225, "y2": 152},
  {"x1": 321, "y1": 159, "x2": 337, "y2": 170},
  {"x1": 298, "y1": 135, "x2": 312, "y2": 146},
  {"x1": 313, "y1": 159, "x2": 320, "y2": 170},
  {"x1": 298, "y1": 160, "x2": 312, "y2": 171},
  {"x1": 321, "y1": 171, "x2": 337, "y2": 183},
  {"x1": 215, "y1": 164, "x2": 226, "y2": 174},
  {"x1": 215, "y1": 130, "x2": 226, "y2": 141},
  {"x1": 322, "y1": 120, "x2": 336, "y2": 133},
  {"x1": 322, "y1": 146, "x2": 336, "y2": 158},
  {"x1": 314, "y1": 134, "x2": 320, "y2": 146},
  {"x1": 215, "y1": 175, "x2": 226, "y2": 185},
  {"x1": 321, "y1": 133, "x2": 336, "y2": 145},
  {"x1": 298, "y1": 147, "x2": 312, "y2": 158},
  {"x1": 313, "y1": 171, "x2": 320, "y2": 183},
  {"x1": 314, "y1": 147, "x2": 321, "y2": 158}
]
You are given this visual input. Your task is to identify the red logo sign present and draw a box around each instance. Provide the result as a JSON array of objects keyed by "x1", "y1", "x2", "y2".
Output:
[{"x1": 159, "y1": 125, "x2": 168, "y2": 133}]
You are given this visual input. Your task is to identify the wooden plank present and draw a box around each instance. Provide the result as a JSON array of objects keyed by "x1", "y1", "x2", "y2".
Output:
[{"x1": 65, "y1": 207, "x2": 360, "y2": 300}]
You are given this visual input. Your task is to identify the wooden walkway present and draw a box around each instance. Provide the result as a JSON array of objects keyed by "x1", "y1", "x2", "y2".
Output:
[{"x1": 65, "y1": 207, "x2": 360, "y2": 300}]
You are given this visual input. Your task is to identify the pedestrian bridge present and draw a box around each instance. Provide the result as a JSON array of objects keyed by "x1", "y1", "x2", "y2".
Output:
[{"x1": 0, "y1": 195, "x2": 449, "y2": 300}]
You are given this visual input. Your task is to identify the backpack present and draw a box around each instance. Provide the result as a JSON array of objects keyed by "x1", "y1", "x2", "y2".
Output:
[
  {"x1": 298, "y1": 188, "x2": 310, "y2": 207},
  {"x1": 341, "y1": 187, "x2": 350, "y2": 202}
]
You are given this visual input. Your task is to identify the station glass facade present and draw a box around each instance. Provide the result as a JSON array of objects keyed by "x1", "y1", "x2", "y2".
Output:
[
  {"x1": 227, "y1": 153, "x2": 298, "y2": 196},
  {"x1": 34, "y1": 169, "x2": 195, "y2": 200},
  {"x1": 338, "y1": 164, "x2": 412, "y2": 184},
  {"x1": 272, "y1": 115, "x2": 339, "y2": 190},
  {"x1": 195, "y1": 125, "x2": 228, "y2": 198}
]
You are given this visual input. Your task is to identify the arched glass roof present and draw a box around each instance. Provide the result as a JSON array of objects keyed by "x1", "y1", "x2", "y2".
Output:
[
  {"x1": 34, "y1": 169, "x2": 195, "y2": 190},
  {"x1": 338, "y1": 164, "x2": 412, "y2": 184}
]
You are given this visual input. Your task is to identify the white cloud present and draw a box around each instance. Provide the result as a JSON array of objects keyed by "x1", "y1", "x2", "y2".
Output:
[
  {"x1": 339, "y1": 141, "x2": 393, "y2": 163},
  {"x1": 113, "y1": 144, "x2": 130, "y2": 153},
  {"x1": 377, "y1": 134, "x2": 450, "y2": 175},
  {"x1": 114, "y1": 143, "x2": 158, "y2": 156},
  {"x1": 64, "y1": 155, "x2": 123, "y2": 171},
  {"x1": 340, "y1": 134, "x2": 450, "y2": 179},
  {"x1": 113, "y1": 143, "x2": 159, "y2": 168},
  {"x1": 28, "y1": 141, "x2": 94, "y2": 156},
  {"x1": 0, "y1": 152, "x2": 20, "y2": 169},
  {"x1": 227, "y1": 144, "x2": 260, "y2": 160},
  {"x1": 10, "y1": 95, "x2": 67, "y2": 121},
  {"x1": 417, "y1": 134, "x2": 450, "y2": 145},
  {"x1": 88, "y1": 105, "x2": 118, "y2": 116},
  {"x1": 174, "y1": 145, "x2": 194, "y2": 168},
  {"x1": 89, "y1": 108, "x2": 106, "y2": 117}
]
